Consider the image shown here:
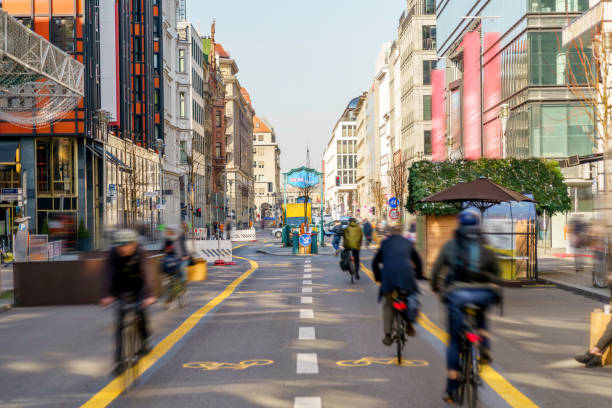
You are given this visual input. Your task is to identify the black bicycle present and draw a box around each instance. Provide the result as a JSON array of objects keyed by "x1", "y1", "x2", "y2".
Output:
[
  {"x1": 390, "y1": 289, "x2": 410, "y2": 364},
  {"x1": 457, "y1": 304, "x2": 483, "y2": 408},
  {"x1": 341, "y1": 249, "x2": 356, "y2": 284},
  {"x1": 118, "y1": 302, "x2": 144, "y2": 390}
]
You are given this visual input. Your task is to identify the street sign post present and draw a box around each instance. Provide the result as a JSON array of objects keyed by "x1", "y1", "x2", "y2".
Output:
[
  {"x1": 388, "y1": 208, "x2": 399, "y2": 220},
  {"x1": 388, "y1": 197, "x2": 398, "y2": 209}
]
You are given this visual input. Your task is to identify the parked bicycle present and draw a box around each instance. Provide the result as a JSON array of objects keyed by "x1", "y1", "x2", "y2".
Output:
[{"x1": 457, "y1": 304, "x2": 483, "y2": 408}]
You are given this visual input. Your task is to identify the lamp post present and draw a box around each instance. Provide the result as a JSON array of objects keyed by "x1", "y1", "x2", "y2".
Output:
[
  {"x1": 499, "y1": 103, "x2": 510, "y2": 158},
  {"x1": 155, "y1": 138, "x2": 165, "y2": 233}
]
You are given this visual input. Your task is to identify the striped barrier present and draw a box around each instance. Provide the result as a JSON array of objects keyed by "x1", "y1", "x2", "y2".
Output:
[
  {"x1": 230, "y1": 228, "x2": 257, "y2": 242},
  {"x1": 191, "y1": 240, "x2": 233, "y2": 264}
]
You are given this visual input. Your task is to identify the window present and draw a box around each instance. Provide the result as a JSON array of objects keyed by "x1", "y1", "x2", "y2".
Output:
[
  {"x1": 268, "y1": 182, "x2": 273, "y2": 192},
  {"x1": 215, "y1": 142, "x2": 222, "y2": 158},
  {"x1": 179, "y1": 141, "x2": 187, "y2": 164},
  {"x1": 256, "y1": 122, "x2": 260, "y2": 128},
  {"x1": 424, "y1": 0, "x2": 435, "y2": 14},
  {"x1": 423, "y1": 95, "x2": 432, "y2": 120},
  {"x1": 423, "y1": 60, "x2": 435, "y2": 85},
  {"x1": 51, "y1": 17, "x2": 75, "y2": 53},
  {"x1": 258, "y1": 135, "x2": 263, "y2": 141},
  {"x1": 36, "y1": 138, "x2": 74, "y2": 195},
  {"x1": 528, "y1": 0, "x2": 588, "y2": 12},
  {"x1": 424, "y1": 130, "x2": 432, "y2": 155},
  {"x1": 178, "y1": 49, "x2": 185, "y2": 73},
  {"x1": 215, "y1": 111, "x2": 221, "y2": 127},
  {"x1": 253, "y1": 161, "x2": 257, "y2": 168},
  {"x1": 179, "y1": 92, "x2": 186, "y2": 118},
  {"x1": 154, "y1": 89, "x2": 160, "y2": 111},
  {"x1": 422, "y1": 26, "x2": 436, "y2": 50},
  {"x1": 153, "y1": 17, "x2": 159, "y2": 38},
  {"x1": 153, "y1": 53, "x2": 159, "y2": 70}
]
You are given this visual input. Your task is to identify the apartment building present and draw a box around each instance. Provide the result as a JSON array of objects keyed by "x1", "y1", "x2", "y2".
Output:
[{"x1": 253, "y1": 116, "x2": 281, "y2": 225}]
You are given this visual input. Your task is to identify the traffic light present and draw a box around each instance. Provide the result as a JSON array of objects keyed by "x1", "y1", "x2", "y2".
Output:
[
  {"x1": 371, "y1": 207, "x2": 375, "y2": 215},
  {"x1": 336, "y1": 176, "x2": 340, "y2": 186},
  {"x1": 195, "y1": 208, "x2": 202, "y2": 217}
]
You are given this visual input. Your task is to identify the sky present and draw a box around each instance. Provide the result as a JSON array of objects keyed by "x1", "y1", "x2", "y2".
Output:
[{"x1": 187, "y1": 0, "x2": 406, "y2": 173}]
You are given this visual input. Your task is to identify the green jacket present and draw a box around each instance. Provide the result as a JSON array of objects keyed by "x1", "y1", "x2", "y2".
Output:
[{"x1": 343, "y1": 221, "x2": 363, "y2": 250}]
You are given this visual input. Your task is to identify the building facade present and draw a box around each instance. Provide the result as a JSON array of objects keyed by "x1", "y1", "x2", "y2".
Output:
[
  {"x1": 218, "y1": 46, "x2": 255, "y2": 228},
  {"x1": 253, "y1": 117, "x2": 281, "y2": 225},
  {"x1": 324, "y1": 97, "x2": 361, "y2": 219}
]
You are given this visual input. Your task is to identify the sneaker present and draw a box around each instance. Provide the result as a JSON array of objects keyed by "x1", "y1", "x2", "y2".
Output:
[
  {"x1": 442, "y1": 389, "x2": 459, "y2": 404},
  {"x1": 405, "y1": 323, "x2": 416, "y2": 337},
  {"x1": 480, "y1": 347, "x2": 492, "y2": 364},
  {"x1": 574, "y1": 351, "x2": 594, "y2": 364},
  {"x1": 585, "y1": 354, "x2": 602, "y2": 368},
  {"x1": 382, "y1": 334, "x2": 393, "y2": 346}
]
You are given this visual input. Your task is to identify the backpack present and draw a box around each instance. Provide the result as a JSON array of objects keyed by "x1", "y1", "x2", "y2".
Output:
[
  {"x1": 448, "y1": 236, "x2": 483, "y2": 284},
  {"x1": 162, "y1": 253, "x2": 182, "y2": 275}
]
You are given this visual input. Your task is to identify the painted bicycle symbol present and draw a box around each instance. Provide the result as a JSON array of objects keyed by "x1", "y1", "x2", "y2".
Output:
[
  {"x1": 336, "y1": 356, "x2": 429, "y2": 368},
  {"x1": 183, "y1": 359, "x2": 274, "y2": 371}
]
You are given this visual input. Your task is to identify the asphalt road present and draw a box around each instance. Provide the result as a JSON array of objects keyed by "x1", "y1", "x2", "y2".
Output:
[{"x1": 1, "y1": 238, "x2": 612, "y2": 407}]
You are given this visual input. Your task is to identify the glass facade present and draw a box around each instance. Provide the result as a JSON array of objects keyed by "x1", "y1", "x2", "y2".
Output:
[
  {"x1": 529, "y1": 31, "x2": 591, "y2": 86},
  {"x1": 528, "y1": 0, "x2": 588, "y2": 13},
  {"x1": 530, "y1": 104, "x2": 594, "y2": 157}
]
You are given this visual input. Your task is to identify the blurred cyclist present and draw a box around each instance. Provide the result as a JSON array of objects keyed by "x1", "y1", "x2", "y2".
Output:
[
  {"x1": 430, "y1": 209, "x2": 500, "y2": 404},
  {"x1": 332, "y1": 220, "x2": 344, "y2": 256},
  {"x1": 343, "y1": 218, "x2": 363, "y2": 279},
  {"x1": 362, "y1": 218, "x2": 373, "y2": 248},
  {"x1": 372, "y1": 222, "x2": 423, "y2": 345},
  {"x1": 100, "y1": 229, "x2": 156, "y2": 375}
]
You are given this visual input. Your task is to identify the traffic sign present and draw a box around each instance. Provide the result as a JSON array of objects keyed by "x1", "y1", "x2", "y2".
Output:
[
  {"x1": 299, "y1": 234, "x2": 312, "y2": 247},
  {"x1": 388, "y1": 197, "x2": 398, "y2": 209},
  {"x1": 389, "y1": 208, "x2": 400, "y2": 220}
]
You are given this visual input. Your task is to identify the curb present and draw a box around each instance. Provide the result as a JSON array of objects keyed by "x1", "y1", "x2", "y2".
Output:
[{"x1": 540, "y1": 278, "x2": 610, "y2": 303}]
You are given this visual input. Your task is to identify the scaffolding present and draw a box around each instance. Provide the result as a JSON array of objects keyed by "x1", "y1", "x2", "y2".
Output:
[{"x1": 0, "y1": 9, "x2": 84, "y2": 126}]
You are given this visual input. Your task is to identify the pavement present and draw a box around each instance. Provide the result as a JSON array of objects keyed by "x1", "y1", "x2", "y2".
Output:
[
  {"x1": 538, "y1": 255, "x2": 611, "y2": 301},
  {"x1": 0, "y1": 238, "x2": 611, "y2": 407},
  {"x1": 0, "y1": 266, "x2": 13, "y2": 312}
]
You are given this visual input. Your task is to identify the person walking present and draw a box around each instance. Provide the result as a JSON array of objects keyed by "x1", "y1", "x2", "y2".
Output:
[
  {"x1": 372, "y1": 222, "x2": 423, "y2": 345},
  {"x1": 362, "y1": 219, "x2": 373, "y2": 248},
  {"x1": 332, "y1": 220, "x2": 344, "y2": 255},
  {"x1": 343, "y1": 218, "x2": 363, "y2": 279}
]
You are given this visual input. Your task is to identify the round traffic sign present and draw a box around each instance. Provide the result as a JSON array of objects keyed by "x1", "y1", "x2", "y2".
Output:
[
  {"x1": 299, "y1": 234, "x2": 312, "y2": 246},
  {"x1": 388, "y1": 197, "x2": 398, "y2": 209},
  {"x1": 389, "y1": 208, "x2": 400, "y2": 220}
]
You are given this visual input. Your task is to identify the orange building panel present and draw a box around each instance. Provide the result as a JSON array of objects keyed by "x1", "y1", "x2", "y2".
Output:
[
  {"x1": 154, "y1": 42, "x2": 159, "y2": 52},
  {"x1": 53, "y1": 121, "x2": 76, "y2": 134},
  {"x1": 2, "y1": 1, "x2": 31, "y2": 14},
  {"x1": 155, "y1": 113, "x2": 160, "y2": 123},
  {"x1": 77, "y1": 122, "x2": 84, "y2": 133},
  {"x1": 0, "y1": 123, "x2": 32, "y2": 134},
  {"x1": 33, "y1": 18, "x2": 50, "y2": 40},
  {"x1": 34, "y1": 0, "x2": 50, "y2": 14},
  {"x1": 37, "y1": 123, "x2": 52, "y2": 133},
  {"x1": 154, "y1": 78, "x2": 159, "y2": 87},
  {"x1": 51, "y1": 0, "x2": 76, "y2": 14}
]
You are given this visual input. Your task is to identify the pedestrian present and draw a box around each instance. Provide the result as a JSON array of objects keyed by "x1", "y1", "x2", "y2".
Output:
[
  {"x1": 332, "y1": 220, "x2": 343, "y2": 255},
  {"x1": 100, "y1": 229, "x2": 156, "y2": 375},
  {"x1": 372, "y1": 222, "x2": 423, "y2": 346},
  {"x1": 362, "y1": 218, "x2": 373, "y2": 248},
  {"x1": 568, "y1": 215, "x2": 588, "y2": 272},
  {"x1": 343, "y1": 217, "x2": 363, "y2": 279},
  {"x1": 575, "y1": 318, "x2": 612, "y2": 367}
]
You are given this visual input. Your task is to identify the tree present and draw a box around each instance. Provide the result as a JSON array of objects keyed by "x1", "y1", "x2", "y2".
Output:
[
  {"x1": 297, "y1": 182, "x2": 316, "y2": 226},
  {"x1": 565, "y1": 7, "x2": 612, "y2": 228},
  {"x1": 370, "y1": 180, "x2": 386, "y2": 222},
  {"x1": 388, "y1": 151, "x2": 409, "y2": 221},
  {"x1": 122, "y1": 138, "x2": 151, "y2": 229}
]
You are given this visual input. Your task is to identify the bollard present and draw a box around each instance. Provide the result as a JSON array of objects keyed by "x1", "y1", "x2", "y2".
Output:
[
  {"x1": 292, "y1": 233, "x2": 299, "y2": 255},
  {"x1": 311, "y1": 232, "x2": 318, "y2": 254}
]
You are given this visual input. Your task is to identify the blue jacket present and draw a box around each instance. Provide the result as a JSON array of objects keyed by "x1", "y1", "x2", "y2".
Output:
[
  {"x1": 363, "y1": 222, "x2": 373, "y2": 236},
  {"x1": 372, "y1": 234, "x2": 423, "y2": 301}
]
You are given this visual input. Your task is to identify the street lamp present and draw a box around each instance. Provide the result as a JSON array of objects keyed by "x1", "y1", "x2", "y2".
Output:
[
  {"x1": 499, "y1": 103, "x2": 510, "y2": 158},
  {"x1": 155, "y1": 138, "x2": 165, "y2": 230}
]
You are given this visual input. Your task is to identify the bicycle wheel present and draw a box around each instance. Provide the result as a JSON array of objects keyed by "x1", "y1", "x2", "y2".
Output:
[
  {"x1": 122, "y1": 318, "x2": 136, "y2": 390},
  {"x1": 466, "y1": 344, "x2": 479, "y2": 408},
  {"x1": 393, "y1": 313, "x2": 404, "y2": 364},
  {"x1": 458, "y1": 346, "x2": 470, "y2": 405},
  {"x1": 348, "y1": 261, "x2": 355, "y2": 284}
]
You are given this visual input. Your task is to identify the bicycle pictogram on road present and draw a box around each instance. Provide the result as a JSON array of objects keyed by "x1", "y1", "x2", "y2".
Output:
[
  {"x1": 183, "y1": 359, "x2": 274, "y2": 371},
  {"x1": 336, "y1": 356, "x2": 429, "y2": 368}
]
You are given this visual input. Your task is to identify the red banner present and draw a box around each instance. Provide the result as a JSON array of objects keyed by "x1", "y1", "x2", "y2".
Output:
[
  {"x1": 462, "y1": 31, "x2": 481, "y2": 160},
  {"x1": 431, "y1": 69, "x2": 446, "y2": 162},
  {"x1": 483, "y1": 32, "x2": 502, "y2": 158}
]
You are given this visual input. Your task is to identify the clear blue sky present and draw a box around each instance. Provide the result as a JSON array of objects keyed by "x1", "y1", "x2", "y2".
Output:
[{"x1": 187, "y1": 0, "x2": 405, "y2": 172}]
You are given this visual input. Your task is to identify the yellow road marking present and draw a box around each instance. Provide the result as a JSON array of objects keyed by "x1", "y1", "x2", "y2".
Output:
[
  {"x1": 360, "y1": 263, "x2": 539, "y2": 408},
  {"x1": 183, "y1": 359, "x2": 273, "y2": 371},
  {"x1": 337, "y1": 356, "x2": 428, "y2": 368},
  {"x1": 81, "y1": 256, "x2": 259, "y2": 408},
  {"x1": 233, "y1": 243, "x2": 248, "y2": 250}
]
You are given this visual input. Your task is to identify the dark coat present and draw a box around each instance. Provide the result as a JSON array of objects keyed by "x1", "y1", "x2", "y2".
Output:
[
  {"x1": 103, "y1": 246, "x2": 153, "y2": 300},
  {"x1": 333, "y1": 224, "x2": 344, "y2": 237},
  {"x1": 363, "y1": 222, "x2": 373, "y2": 236},
  {"x1": 372, "y1": 234, "x2": 423, "y2": 301}
]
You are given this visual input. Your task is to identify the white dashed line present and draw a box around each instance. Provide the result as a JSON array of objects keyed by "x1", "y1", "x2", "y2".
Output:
[
  {"x1": 301, "y1": 297, "x2": 313, "y2": 304},
  {"x1": 294, "y1": 397, "x2": 321, "y2": 408},
  {"x1": 299, "y1": 327, "x2": 316, "y2": 340},
  {"x1": 296, "y1": 353, "x2": 319, "y2": 374},
  {"x1": 302, "y1": 280, "x2": 312, "y2": 285},
  {"x1": 300, "y1": 309, "x2": 314, "y2": 319},
  {"x1": 303, "y1": 273, "x2": 312, "y2": 279},
  {"x1": 302, "y1": 287, "x2": 312, "y2": 293}
]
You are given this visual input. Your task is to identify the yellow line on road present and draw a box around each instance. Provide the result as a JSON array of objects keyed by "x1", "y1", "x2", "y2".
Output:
[
  {"x1": 233, "y1": 243, "x2": 248, "y2": 250},
  {"x1": 360, "y1": 263, "x2": 539, "y2": 408},
  {"x1": 81, "y1": 256, "x2": 259, "y2": 408}
]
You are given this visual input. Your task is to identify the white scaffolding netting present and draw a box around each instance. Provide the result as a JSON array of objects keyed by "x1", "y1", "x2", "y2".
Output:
[{"x1": 0, "y1": 9, "x2": 84, "y2": 127}]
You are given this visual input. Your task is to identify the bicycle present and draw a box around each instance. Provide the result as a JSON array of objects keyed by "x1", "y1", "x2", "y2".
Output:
[
  {"x1": 457, "y1": 304, "x2": 483, "y2": 408},
  {"x1": 118, "y1": 302, "x2": 144, "y2": 390},
  {"x1": 391, "y1": 291, "x2": 408, "y2": 364},
  {"x1": 164, "y1": 273, "x2": 186, "y2": 309},
  {"x1": 340, "y1": 249, "x2": 356, "y2": 284},
  {"x1": 592, "y1": 248, "x2": 609, "y2": 289}
]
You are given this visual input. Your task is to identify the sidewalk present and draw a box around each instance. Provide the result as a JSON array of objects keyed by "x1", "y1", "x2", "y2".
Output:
[
  {"x1": 538, "y1": 255, "x2": 611, "y2": 301},
  {"x1": 0, "y1": 265, "x2": 13, "y2": 312}
]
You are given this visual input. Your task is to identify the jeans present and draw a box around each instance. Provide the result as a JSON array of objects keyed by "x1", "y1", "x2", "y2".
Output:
[
  {"x1": 446, "y1": 288, "x2": 497, "y2": 371},
  {"x1": 332, "y1": 236, "x2": 341, "y2": 250},
  {"x1": 115, "y1": 301, "x2": 149, "y2": 364},
  {"x1": 596, "y1": 318, "x2": 612, "y2": 352}
]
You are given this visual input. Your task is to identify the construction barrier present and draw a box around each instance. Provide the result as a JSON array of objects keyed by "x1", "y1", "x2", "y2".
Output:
[
  {"x1": 230, "y1": 228, "x2": 257, "y2": 242},
  {"x1": 190, "y1": 240, "x2": 232, "y2": 264}
]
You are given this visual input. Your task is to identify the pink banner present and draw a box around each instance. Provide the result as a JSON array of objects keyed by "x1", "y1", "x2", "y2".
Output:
[
  {"x1": 431, "y1": 69, "x2": 446, "y2": 162},
  {"x1": 483, "y1": 32, "x2": 502, "y2": 158},
  {"x1": 462, "y1": 31, "x2": 481, "y2": 160}
]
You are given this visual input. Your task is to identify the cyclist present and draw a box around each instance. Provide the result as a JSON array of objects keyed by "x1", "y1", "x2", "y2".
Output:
[
  {"x1": 332, "y1": 220, "x2": 344, "y2": 255},
  {"x1": 100, "y1": 229, "x2": 156, "y2": 375},
  {"x1": 362, "y1": 218, "x2": 373, "y2": 248},
  {"x1": 343, "y1": 218, "x2": 363, "y2": 279},
  {"x1": 430, "y1": 209, "x2": 501, "y2": 404},
  {"x1": 372, "y1": 222, "x2": 423, "y2": 345}
]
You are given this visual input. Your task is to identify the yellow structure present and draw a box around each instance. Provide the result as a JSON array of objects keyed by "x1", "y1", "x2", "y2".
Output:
[{"x1": 187, "y1": 258, "x2": 207, "y2": 281}]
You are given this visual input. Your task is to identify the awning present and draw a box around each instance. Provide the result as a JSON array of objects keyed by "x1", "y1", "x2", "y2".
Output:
[{"x1": 86, "y1": 144, "x2": 131, "y2": 173}]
